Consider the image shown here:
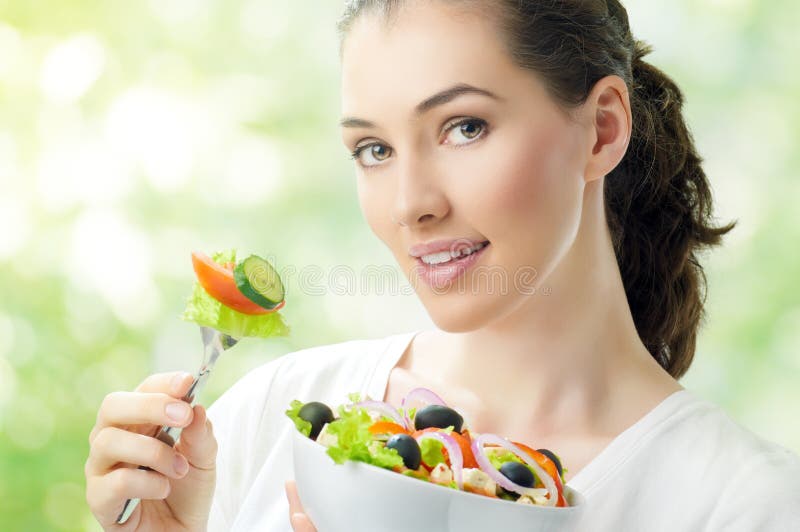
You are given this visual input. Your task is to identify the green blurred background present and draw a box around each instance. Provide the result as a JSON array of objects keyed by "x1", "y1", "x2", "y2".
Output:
[{"x1": 0, "y1": 0, "x2": 798, "y2": 529}]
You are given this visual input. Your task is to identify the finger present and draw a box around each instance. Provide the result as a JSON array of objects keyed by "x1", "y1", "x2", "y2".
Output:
[
  {"x1": 175, "y1": 404, "x2": 217, "y2": 470},
  {"x1": 87, "y1": 467, "x2": 171, "y2": 525},
  {"x1": 285, "y1": 480, "x2": 303, "y2": 515},
  {"x1": 86, "y1": 427, "x2": 190, "y2": 480},
  {"x1": 93, "y1": 391, "x2": 194, "y2": 438},
  {"x1": 290, "y1": 513, "x2": 317, "y2": 532},
  {"x1": 286, "y1": 481, "x2": 317, "y2": 532},
  {"x1": 89, "y1": 373, "x2": 194, "y2": 444},
  {"x1": 135, "y1": 371, "x2": 194, "y2": 396}
]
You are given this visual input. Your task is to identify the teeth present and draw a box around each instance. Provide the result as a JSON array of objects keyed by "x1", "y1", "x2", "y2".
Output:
[
  {"x1": 421, "y1": 251, "x2": 453, "y2": 265},
  {"x1": 421, "y1": 242, "x2": 487, "y2": 265}
]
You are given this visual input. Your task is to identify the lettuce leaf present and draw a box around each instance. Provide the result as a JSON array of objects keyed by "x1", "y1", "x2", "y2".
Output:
[
  {"x1": 285, "y1": 399, "x2": 312, "y2": 437},
  {"x1": 324, "y1": 404, "x2": 404, "y2": 470},
  {"x1": 420, "y1": 438, "x2": 446, "y2": 467},
  {"x1": 347, "y1": 392, "x2": 364, "y2": 404},
  {"x1": 486, "y1": 448, "x2": 522, "y2": 470},
  {"x1": 180, "y1": 249, "x2": 290, "y2": 339},
  {"x1": 397, "y1": 406, "x2": 417, "y2": 422}
]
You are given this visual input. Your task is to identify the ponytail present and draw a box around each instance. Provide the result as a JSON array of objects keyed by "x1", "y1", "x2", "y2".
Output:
[{"x1": 604, "y1": 39, "x2": 737, "y2": 378}]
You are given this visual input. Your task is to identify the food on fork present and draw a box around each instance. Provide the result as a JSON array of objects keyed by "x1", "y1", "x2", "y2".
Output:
[{"x1": 182, "y1": 249, "x2": 290, "y2": 339}]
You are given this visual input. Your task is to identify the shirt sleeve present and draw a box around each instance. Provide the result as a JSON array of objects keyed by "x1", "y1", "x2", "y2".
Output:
[
  {"x1": 206, "y1": 355, "x2": 287, "y2": 530},
  {"x1": 703, "y1": 444, "x2": 800, "y2": 531}
]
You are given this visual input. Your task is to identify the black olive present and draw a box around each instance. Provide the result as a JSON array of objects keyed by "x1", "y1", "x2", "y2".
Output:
[
  {"x1": 385, "y1": 433, "x2": 422, "y2": 470},
  {"x1": 413, "y1": 405, "x2": 464, "y2": 432},
  {"x1": 298, "y1": 401, "x2": 334, "y2": 440},
  {"x1": 499, "y1": 461, "x2": 535, "y2": 488},
  {"x1": 536, "y1": 448, "x2": 563, "y2": 477}
]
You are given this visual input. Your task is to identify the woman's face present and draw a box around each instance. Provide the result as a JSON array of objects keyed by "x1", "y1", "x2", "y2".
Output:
[{"x1": 340, "y1": 2, "x2": 592, "y2": 332}]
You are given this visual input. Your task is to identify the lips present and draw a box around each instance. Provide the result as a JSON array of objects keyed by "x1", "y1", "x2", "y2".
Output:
[
  {"x1": 418, "y1": 241, "x2": 489, "y2": 265},
  {"x1": 413, "y1": 241, "x2": 491, "y2": 290},
  {"x1": 409, "y1": 238, "x2": 490, "y2": 259}
]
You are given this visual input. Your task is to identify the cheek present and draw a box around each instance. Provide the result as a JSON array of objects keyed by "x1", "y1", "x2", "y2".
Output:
[
  {"x1": 357, "y1": 178, "x2": 382, "y2": 235},
  {"x1": 357, "y1": 176, "x2": 396, "y2": 250},
  {"x1": 480, "y1": 122, "x2": 585, "y2": 269}
]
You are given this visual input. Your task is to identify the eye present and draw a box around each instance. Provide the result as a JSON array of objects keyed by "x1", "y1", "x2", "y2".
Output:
[
  {"x1": 351, "y1": 143, "x2": 393, "y2": 168},
  {"x1": 348, "y1": 118, "x2": 488, "y2": 169},
  {"x1": 443, "y1": 118, "x2": 487, "y2": 146}
]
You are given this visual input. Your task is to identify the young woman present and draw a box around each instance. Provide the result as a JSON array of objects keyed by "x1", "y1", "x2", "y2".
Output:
[{"x1": 85, "y1": 1, "x2": 800, "y2": 530}]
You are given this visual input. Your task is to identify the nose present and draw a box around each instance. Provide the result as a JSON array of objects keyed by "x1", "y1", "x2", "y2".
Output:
[{"x1": 391, "y1": 155, "x2": 450, "y2": 228}]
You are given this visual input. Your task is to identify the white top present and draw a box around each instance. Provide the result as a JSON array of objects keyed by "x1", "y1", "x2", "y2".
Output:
[{"x1": 206, "y1": 329, "x2": 800, "y2": 531}]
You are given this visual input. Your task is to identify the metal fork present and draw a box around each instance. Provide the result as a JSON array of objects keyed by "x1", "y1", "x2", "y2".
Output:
[{"x1": 116, "y1": 326, "x2": 239, "y2": 524}]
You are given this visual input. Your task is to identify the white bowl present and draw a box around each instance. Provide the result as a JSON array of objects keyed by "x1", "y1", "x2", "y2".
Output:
[{"x1": 292, "y1": 429, "x2": 586, "y2": 532}]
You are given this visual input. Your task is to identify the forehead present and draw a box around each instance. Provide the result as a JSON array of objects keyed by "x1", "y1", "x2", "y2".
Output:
[{"x1": 339, "y1": 2, "x2": 522, "y2": 117}]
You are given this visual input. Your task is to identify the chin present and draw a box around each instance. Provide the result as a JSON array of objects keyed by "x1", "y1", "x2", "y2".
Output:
[
  {"x1": 418, "y1": 291, "x2": 499, "y2": 333},
  {"x1": 419, "y1": 276, "x2": 541, "y2": 333},
  {"x1": 429, "y1": 309, "x2": 486, "y2": 333}
]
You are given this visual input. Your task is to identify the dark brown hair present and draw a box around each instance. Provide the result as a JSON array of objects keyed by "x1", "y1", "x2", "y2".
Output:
[{"x1": 337, "y1": 0, "x2": 737, "y2": 379}]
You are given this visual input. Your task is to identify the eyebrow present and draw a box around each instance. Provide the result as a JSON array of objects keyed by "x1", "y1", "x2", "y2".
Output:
[{"x1": 339, "y1": 83, "x2": 501, "y2": 129}]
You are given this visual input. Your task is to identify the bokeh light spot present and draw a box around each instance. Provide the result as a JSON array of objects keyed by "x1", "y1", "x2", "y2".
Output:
[{"x1": 39, "y1": 34, "x2": 106, "y2": 104}]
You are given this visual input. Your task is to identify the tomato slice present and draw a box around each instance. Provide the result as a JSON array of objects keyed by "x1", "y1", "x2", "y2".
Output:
[
  {"x1": 191, "y1": 251, "x2": 285, "y2": 315},
  {"x1": 451, "y1": 430, "x2": 478, "y2": 469},
  {"x1": 368, "y1": 421, "x2": 409, "y2": 436}
]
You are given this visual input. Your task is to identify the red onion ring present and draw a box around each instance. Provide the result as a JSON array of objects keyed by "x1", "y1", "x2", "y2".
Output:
[
  {"x1": 351, "y1": 400, "x2": 406, "y2": 428},
  {"x1": 400, "y1": 387, "x2": 447, "y2": 429},
  {"x1": 414, "y1": 431, "x2": 463, "y2": 490},
  {"x1": 471, "y1": 434, "x2": 557, "y2": 506}
]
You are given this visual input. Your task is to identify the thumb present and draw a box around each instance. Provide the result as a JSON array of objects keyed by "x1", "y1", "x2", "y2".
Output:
[{"x1": 176, "y1": 404, "x2": 217, "y2": 470}]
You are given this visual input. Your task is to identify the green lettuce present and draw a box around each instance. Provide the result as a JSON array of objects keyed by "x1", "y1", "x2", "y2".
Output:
[
  {"x1": 486, "y1": 448, "x2": 523, "y2": 470},
  {"x1": 180, "y1": 249, "x2": 290, "y2": 339},
  {"x1": 420, "y1": 438, "x2": 446, "y2": 468},
  {"x1": 285, "y1": 399, "x2": 312, "y2": 437},
  {"x1": 324, "y1": 404, "x2": 404, "y2": 470},
  {"x1": 347, "y1": 392, "x2": 363, "y2": 403},
  {"x1": 397, "y1": 406, "x2": 417, "y2": 422}
]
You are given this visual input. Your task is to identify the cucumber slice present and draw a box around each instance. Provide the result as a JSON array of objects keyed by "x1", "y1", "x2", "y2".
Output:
[{"x1": 233, "y1": 255, "x2": 285, "y2": 310}]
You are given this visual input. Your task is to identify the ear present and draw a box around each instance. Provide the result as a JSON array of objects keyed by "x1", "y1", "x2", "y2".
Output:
[{"x1": 583, "y1": 75, "x2": 632, "y2": 183}]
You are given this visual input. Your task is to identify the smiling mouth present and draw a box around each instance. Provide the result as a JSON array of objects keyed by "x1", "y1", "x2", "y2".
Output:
[{"x1": 417, "y1": 241, "x2": 490, "y2": 266}]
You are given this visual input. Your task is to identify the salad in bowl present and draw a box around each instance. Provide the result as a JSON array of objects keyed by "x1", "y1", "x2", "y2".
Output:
[{"x1": 287, "y1": 388, "x2": 585, "y2": 531}]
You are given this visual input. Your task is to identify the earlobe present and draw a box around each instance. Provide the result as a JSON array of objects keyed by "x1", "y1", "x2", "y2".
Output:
[{"x1": 584, "y1": 75, "x2": 632, "y2": 183}]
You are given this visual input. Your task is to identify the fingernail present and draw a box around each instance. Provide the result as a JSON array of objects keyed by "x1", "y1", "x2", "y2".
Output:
[
  {"x1": 166, "y1": 402, "x2": 190, "y2": 422},
  {"x1": 174, "y1": 454, "x2": 189, "y2": 476},
  {"x1": 171, "y1": 372, "x2": 191, "y2": 393}
]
